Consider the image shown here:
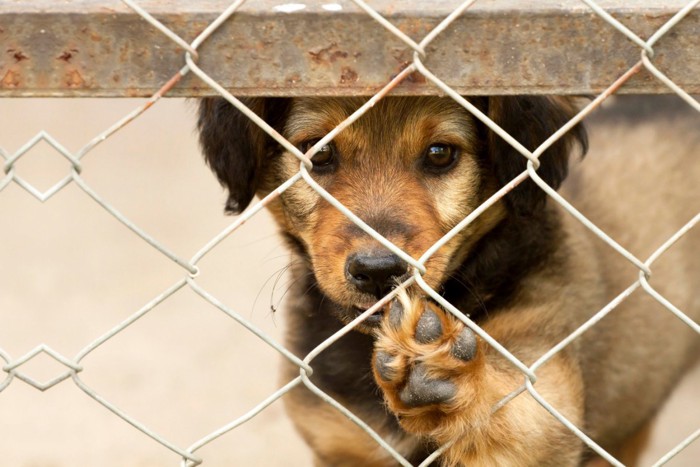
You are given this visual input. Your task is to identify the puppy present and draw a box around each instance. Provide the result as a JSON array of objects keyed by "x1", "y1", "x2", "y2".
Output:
[{"x1": 198, "y1": 95, "x2": 699, "y2": 466}]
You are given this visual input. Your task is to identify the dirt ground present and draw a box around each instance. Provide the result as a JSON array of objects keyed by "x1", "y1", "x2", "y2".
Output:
[{"x1": 0, "y1": 98, "x2": 697, "y2": 466}]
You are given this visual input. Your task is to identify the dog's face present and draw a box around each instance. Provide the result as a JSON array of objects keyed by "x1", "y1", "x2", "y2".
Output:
[
  {"x1": 198, "y1": 96, "x2": 586, "y2": 330},
  {"x1": 272, "y1": 97, "x2": 503, "y2": 325}
]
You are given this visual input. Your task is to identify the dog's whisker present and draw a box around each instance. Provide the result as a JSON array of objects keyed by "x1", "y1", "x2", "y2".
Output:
[
  {"x1": 252, "y1": 260, "x2": 301, "y2": 318},
  {"x1": 269, "y1": 263, "x2": 295, "y2": 311},
  {"x1": 271, "y1": 270, "x2": 315, "y2": 312}
]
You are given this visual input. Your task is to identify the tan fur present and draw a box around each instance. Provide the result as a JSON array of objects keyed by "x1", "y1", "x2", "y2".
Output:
[
  {"x1": 268, "y1": 97, "x2": 502, "y2": 323},
  {"x1": 198, "y1": 95, "x2": 699, "y2": 465},
  {"x1": 562, "y1": 108, "x2": 700, "y2": 454},
  {"x1": 286, "y1": 99, "x2": 697, "y2": 465},
  {"x1": 373, "y1": 288, "x2": 586, "y2": 466},
  {"x1": 284, "y1": 387, "x2": 421, "y2": 467}
]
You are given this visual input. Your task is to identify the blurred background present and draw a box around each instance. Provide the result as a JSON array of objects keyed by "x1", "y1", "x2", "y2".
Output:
[{"x1": 0, "y1": 98, "x2": 696, "y2": 466}]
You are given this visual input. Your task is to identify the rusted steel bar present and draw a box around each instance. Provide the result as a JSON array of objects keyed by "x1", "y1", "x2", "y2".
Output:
[{"x1": 1, "y1": 0, "x2": 698, "y2": 97}]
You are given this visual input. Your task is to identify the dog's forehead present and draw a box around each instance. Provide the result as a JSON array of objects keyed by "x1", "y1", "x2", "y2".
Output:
[{"x1": 285, "y1": 97, "x2": 474, "y2": 139}]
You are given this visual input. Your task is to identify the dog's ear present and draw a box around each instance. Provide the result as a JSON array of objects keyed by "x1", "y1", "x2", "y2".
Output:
[
  {"x1": 486, "y1": 96, "x2": 588, "y2": 215},
  {"x1": 198, "y1": 97, "x2": 291, "y2": 214}
]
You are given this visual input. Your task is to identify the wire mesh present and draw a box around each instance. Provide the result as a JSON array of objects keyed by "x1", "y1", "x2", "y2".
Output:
[{"x1": 1, "y1": 0, "x2": 698, "y2": 465}]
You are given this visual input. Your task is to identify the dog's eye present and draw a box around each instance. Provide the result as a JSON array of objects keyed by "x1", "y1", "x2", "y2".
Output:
[
  {"x1": 301, "y1": 140, "x2": 337, "y2": 173},
  {"x1": 423, "y1": 144, "x2": 458, "y2": 173}
]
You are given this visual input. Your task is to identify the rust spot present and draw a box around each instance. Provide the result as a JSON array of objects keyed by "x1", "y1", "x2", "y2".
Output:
[
  {"x1": 330, "y1": 50, "x2": 348, "y2": 62},
  {"x1": 66, "y1": 70, "x2": 84, "y2": 87},
  {"x1": 340, "y1": 67, "x2": 358, "y2": 84},
  {"x1": 2, "y1": 70, "x2": 20, "y2": 87},
  {"x1": 389, "y1": 62, "x2": 426, "y2": 85},
  {"x1": 58, "y1": 49, "x2": 78, "y2": 62},
  {"x1": 390, "y1": 48, "x2": 412, "y2": 65},
  {"x1": 405, "y1": 70, "x2": 426, "y2": 84},
  {"x1": 7, "y1": 49, "x2": 28, "y2": 63},
  {"x1": 308, "y1": 43, "x2": 349, "y2": 64},
  {"x1": 119, "y1": 44, "x2": 129, "y2": 63}
]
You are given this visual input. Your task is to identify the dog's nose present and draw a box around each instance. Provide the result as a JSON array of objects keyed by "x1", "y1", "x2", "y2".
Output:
[{"x1": 346, "y1": 251, "x2": 408, "y2": 299}]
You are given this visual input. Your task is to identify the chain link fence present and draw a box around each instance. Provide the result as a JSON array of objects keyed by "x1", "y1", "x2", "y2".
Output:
[{"x1": 1, "y1": 1, "x2": 699, "y2": 465}]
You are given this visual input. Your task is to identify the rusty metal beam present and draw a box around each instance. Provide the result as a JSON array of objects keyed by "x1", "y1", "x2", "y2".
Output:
[{"x1": 1, "y1": 1, "x2": 699, "y2": 97}]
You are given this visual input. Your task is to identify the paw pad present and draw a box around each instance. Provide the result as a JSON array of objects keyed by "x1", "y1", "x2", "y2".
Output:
[
  {"x1": 415, "y1": 308, "x2": 443, "y2": 343},
  {"x1": 451, "y1": 327, "x2": 478, "y2": 362},
  {"x1": 373, "y1": 296, "x2": 479, "y2": 410},
  {"x1": 399, "y1": 364, "x2": 456, "y2": 407}
]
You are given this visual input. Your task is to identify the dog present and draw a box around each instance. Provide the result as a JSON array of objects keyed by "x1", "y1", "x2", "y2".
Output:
[{"x1": 197, "y1": 94, "x2": 699, "y2": 466}]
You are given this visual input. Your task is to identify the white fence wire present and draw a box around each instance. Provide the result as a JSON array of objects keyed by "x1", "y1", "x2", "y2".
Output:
[{"x1": 1, "y1": 0, "x2": 699, "y2": 466}]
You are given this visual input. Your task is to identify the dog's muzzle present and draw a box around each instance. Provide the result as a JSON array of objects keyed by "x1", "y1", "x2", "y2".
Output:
[{"x1": 346, "y1": 250, "x2": 409, "y2": 300}]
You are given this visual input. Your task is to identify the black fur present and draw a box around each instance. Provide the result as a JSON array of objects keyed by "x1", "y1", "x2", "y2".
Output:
[
  {"x1": 485, "y1": 96, "x2": 588, "y2": 216},
  {"x1": 442, "y1": 208, "x2": 565, "y2": 320},
  {"x1": 197, "y1": 97, "x2": 290, "y2": 214}
]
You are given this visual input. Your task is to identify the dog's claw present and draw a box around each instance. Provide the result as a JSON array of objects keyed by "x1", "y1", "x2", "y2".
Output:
[
  {"x1": 399, "y1": 364, "x2": 456, "y2": 407},
  {"x1": 389, "y1": 299, "x2": 404, "y2": 329},
  {"x1": 374, "y1": 350, "x2": 397, "y2": 382}
]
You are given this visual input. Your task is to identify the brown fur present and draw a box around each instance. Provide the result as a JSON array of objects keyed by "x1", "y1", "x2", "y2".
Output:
[{"x1": 197, "y1": 95, "x2": 699, "y2": 466}]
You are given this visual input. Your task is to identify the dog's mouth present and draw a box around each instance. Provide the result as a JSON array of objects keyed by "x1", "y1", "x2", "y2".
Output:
[{"x1": 348, "y1": 303, "x2": 384, "y2": 328}]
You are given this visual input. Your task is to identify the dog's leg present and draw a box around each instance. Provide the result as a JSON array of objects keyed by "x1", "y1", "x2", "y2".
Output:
[
  {"x1": 373, "y1": 294, "x2": 586, "y2": 466},
  {"x1": 585, "y1": 418, "x2": 654, "y2": 467},
  {"x1": 284, "y1": 391, "x2": 421, "y2": 467}
]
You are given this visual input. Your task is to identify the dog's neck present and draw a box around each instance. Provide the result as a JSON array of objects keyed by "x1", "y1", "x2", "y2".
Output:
[{"x1": 443, "y1": 206, "x2": 563, "y2": 320}]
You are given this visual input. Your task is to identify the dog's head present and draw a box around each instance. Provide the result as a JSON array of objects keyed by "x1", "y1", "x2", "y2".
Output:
[{"x1": 198, "y1": 96, "x2": 587, "y2": 329}]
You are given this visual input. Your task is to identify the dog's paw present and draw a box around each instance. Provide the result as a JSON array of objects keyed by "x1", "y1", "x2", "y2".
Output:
[{"x1": 372, "y1": 294, "x2": 484, "y2": 435}]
